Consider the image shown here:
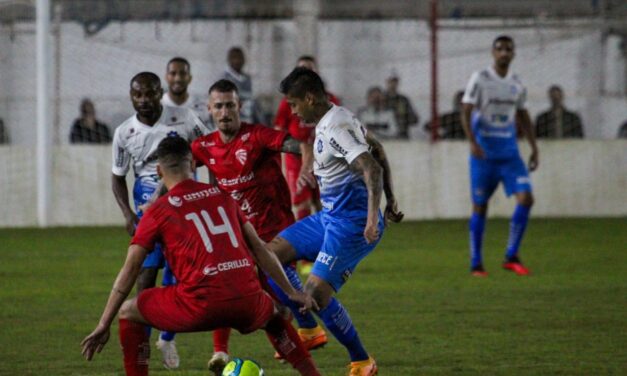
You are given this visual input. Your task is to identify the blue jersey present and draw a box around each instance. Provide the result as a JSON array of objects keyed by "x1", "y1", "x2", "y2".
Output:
[{"x1": 462, "y1": 67, "x2": 527, "y2": 159}]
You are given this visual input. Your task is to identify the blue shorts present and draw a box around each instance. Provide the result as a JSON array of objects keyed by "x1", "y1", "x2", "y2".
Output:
[
  {"x1": 278, "y1": 210, "x2": 385, "y2": 291},
  {"x1": 133, "y1": 176, "x2": 165, "y2": 269},
  {"x1": 470, "y1": 155, "x2": 532, "y2": 205}
]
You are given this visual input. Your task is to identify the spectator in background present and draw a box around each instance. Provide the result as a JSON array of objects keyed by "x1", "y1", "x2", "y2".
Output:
[
  {"x1": 425, "y1": 90, "x2": 466, "y2": 139},
  {"x1": 535, "y1": 85, "x2": 584, "y2": 139},
  {"x1": 384, "y1": 75, "x2": 418, "y2": 139},
  {"x1": 70, "y1": 99, "x2": 111, "y2": 143},
  {"x1": 618, "y1": 121, "x2": 627, "y2": 138},
  {"x1": 0, "y1": 118, "x2": 8, "y2": 144},
  {"x1": 221, "y1": 46, "x2": 265, "y2": 124},
  {"x1": 358, "y1": 86, "x2": 399, "y2": 140}
]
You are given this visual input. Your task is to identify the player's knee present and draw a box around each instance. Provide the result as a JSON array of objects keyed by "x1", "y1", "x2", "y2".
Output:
[
  {"x1": 473, "y1": 204, "x2": 488, "y2": 216},
  {"x1": 118, "y1": 299, "x2": 134, "y2": 320},
  {"x1": 304, "y1": 278, "x2": 333, "y2": 309},
  {"x1": 520, "y1": 192, "x2": 534, "y2": 207}
]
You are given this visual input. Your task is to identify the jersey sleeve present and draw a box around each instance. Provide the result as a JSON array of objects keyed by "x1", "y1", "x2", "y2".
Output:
[
  {"x1": 462, "y1": 71, "x2": 481, "y2": 106},
  {"x1": 190, "y1": 137, "x2": 206, "y2": 167},
  {"x1": 187, "y1": 109, "x2": 212, "y2": 140},
  {"x1": 327, "y1": 120, "x2": 370, "y2": 165},
  {"x1": 111, "y1": 127, "x2": 130, "y2": 176},
  {"x1": 253, "y1": 124, "x2": 289, "y2": 151},
  {"x1": 131, "y1": 205, "x2": 161, "y2": 250},
  {"x1": 274, "y1": 99, "x2": 290, "y2": 131}
]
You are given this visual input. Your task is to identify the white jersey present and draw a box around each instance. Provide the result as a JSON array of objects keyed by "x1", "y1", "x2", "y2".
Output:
[
  {"x1": 112, "y1": 105, "x2": 210, "y2": 178},
  {"x1": 314, "y1": 105, "x2": 370, "y2": 216},
  {"x1": 462, "y1": 66, "x2": 527, "y2": 159},
  {"x1": 162, "y1": 92, "x2": 213, "y2": 129}
]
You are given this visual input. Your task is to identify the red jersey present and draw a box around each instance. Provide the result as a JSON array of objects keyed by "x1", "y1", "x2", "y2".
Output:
[
  {"x1": 132, "y1": 179, "x2": 261, "y2": 302},
  {"x1": 275, "y1": 92, "x2": 341, "y2": 143},
  {"x1": 191, "y1": 123, "x2": 294, "y2": 241}
]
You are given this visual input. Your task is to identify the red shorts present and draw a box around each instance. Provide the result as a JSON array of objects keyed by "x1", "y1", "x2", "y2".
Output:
[
  {"x1": 285, "y1": 153, "x2": 318, "y2": 206},
  {"x1": 137, "y1": 287, "x2": 275, "y2": 334}
]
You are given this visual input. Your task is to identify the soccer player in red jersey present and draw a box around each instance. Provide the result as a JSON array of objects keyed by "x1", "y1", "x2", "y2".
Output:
[
  {"x1": 274, "y1": 55, "x2": 341, "y2": 222},
  {"x1": 81, "y1": 136, "x2": 321, "y2": 376},
  {"x1": 192, "y1": 79, "x2": 328, "y2": 373}
]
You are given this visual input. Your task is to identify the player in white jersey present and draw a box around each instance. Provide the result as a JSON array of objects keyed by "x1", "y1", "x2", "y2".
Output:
[
  {"x1": 111, "y1": 71, "x2": 211, "y2": 369},
  {"x1": 461, "y1": 35, "x2": 539, "y2": 277},
  {"x1": 161, "y1": 57, "x2": 212, "y2": 127},
  {"x1": 268, "y1": 67, "x2": 403, "y2": 376}
]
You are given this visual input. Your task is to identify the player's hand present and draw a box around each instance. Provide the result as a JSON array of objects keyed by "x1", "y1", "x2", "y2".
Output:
[
  {"x1": 125, "y1": 212, "x2": 139, "y2": 236},
  {"x1": 364, "y1": 221, "x2": 380, "y2": 244},
  {"x1": 528, "y1": 149, "x2": 539, "y2": 172},
  {"x1": 470, "y1": 142, "x2": 485, "y2": 159},
  {"x1": 296, "y1": 169, "x2": 317, "y2": 193},
  {"x1": 81, "y1": 324, "x2": 111, "y2": 361},
  {"x1": 288, "y1": 291, "x2": 319, "y2": 313},
  {"x1": 384, "y1": 198, "x2": 404, "y2": 226}
]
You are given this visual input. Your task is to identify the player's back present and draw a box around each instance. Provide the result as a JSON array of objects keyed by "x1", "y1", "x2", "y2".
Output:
[{"x1": 138, "y1": 179, "x2": 261, "y2": 302}]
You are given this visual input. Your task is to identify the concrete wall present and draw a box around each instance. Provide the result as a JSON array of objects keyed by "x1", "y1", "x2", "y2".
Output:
[{"x1": 0, "y1": 140, "x2": 625, "y2": 227}]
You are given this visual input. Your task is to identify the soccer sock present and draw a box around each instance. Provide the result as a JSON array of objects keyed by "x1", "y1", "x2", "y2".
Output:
[
  {"x1": 213, "y1": 328, "x2": 231, "y2": 354},
  {"x1": 119, "y1": 319, "x2": 149, "y2": 376},
  {"x1": 266, "y1": 266, "x2": 319, "y2": 329},
  {"x1": 159, "y1": 331, "x2": 175, "y2": 342},
  {"x1": 505, "y1": 204, "x2": 531, "y2": 260},
  {"x1": 317, "y1": 297, "x2": 369, "y2": 362},
  {"x1": 264, "y1": 315, "x2": 321, "y2": 376},
  {"x1": 296, "y1": 207, "x2": 311, "y2": 220},
  {"x1": 469, "y1": 212, "x2": 486, "y2": 269}
]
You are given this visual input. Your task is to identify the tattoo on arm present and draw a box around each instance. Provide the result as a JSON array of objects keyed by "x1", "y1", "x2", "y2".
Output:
[
  {"x1": 280, "y1": 136, "x2": 302, "y2": 155},
  {"x1": 350, "y1": 153, "x2": 383, "y2": 220},
  {"x1": 366, "y1": 134, "x2": 394, "y2": 200}
]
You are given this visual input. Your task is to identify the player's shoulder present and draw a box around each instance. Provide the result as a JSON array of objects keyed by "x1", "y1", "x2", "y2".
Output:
[
  {"x1": 191, "y1": 131, "x2": 218, "y2": 149},
  {"x1": 113, "y1": 115, "x2": 137, "y2": 138},
  {"x1": 325, "y1": 106, "x2": 361, "y2": 131}
]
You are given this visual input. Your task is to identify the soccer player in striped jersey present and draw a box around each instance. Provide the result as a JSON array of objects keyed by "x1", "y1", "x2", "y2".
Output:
[
  {"x1": 461, "y1": 35, "x2": 539, "y2": 277},
  {"x1": 111, "y1": 72, "x2": 213, "y2": 369}
]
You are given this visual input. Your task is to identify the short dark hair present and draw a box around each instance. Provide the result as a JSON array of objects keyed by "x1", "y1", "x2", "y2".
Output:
[
  {"x1": 549, "y1": 84, "x2": 563, "y2": 93},
  {"x1": 167, "y1": 57, "x2": 191, "y2": 71},
  {"x1": 297, "y1": 55, "x2": 316, "y2": 64},
  {"x1": 279, "y1": 67, "x2": 326, "y2": 99},
  {"x1": 208, "y1": 79, "x2": 239, "y2": 95},
  {"x1": 130, "y1": 71, "x2": 161, "y2": 88},
  {"x1": 493, "y1": 35, "x2": 514, "y2": 48},
  {"x1": 157, "y1": 136, "x2": 191, "y2": 170},
  {"x1": 367, "y1": 86, "x2": 383, "y2": 96},
  {"x1": 228, "y1": 46, "x2": 244, "y2": 56}
]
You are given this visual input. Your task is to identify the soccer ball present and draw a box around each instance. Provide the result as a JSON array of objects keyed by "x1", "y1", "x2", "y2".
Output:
[{"x1": 221, "y1": 358, "x2": 265, "y2": 376}]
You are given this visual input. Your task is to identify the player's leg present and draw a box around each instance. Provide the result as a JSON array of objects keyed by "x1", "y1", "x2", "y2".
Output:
[
  {"x1": 469, "y1": 156, "x2": 499, "y2": 276},
  {"x1": 157, "y1": 262, "x2": 179, "y2": 369},
  {"x1": 118, "y1": 298, "x2": 150, "y2": 376},
  {"x1": 208, "y1": 329, "x2": 231, "y2": 374},
  {"x1": 267, "y1": 215, "x2": 329, "y2": 355},
  {"x1": 305, "y1": 216, "x2": 383, "y2": 375},
  {"x1": 500, "y1": 157, "x2": 534, "y2": 275}
]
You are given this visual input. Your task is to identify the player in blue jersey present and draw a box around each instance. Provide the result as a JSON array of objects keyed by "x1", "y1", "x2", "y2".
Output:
[
  {"x1": 269, "y1": 67, "x2": 403, "y2": 376},
  {"x1": 461, "y1": 35, "x2": 539, "y2": 277}
]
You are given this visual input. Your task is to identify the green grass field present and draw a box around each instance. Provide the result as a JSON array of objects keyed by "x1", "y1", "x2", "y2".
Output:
[{"x1": 1, "y1": 218, "x2": 626, "y2": 375}]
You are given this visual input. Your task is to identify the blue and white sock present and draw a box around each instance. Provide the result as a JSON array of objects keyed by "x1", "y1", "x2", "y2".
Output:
[
  {"x1": 469, "y1": 212, "x2": 486, "y2": 269},
  {"x1": 266, "y1": 265, "x2": 319, "y2": 329},
  {"x1": 505, "y1": 204, "x2": 531, "y2": 260},
  {"x1": 317, "y1": 298, "x2": 369, "y2": 362}
]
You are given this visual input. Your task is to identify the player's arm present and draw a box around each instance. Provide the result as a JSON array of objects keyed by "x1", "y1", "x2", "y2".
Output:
[
  {"x1": 241, "y1": 222, "x2": 318, "y2": 312},
  {"x1": 81, "y1": 244, "x2": 148, "y2": 360},
  {"x1": 112, "y1": 174, "x2": 138, "y2": 236},
  {"x1": 297, "y1": 141, "x2": 317, "y2": 190},
  {"x1": 350, "y1": 152, "x2": 384, "y2": 243},
  {"x1": 516, "y1": 109, "x2": 539, "y2": 171},
  {"x1": 280, "y1": 135, "x2": 302, "y2": 155},
  {"x1": 365, "y1": 133, "x2": 404, "y2": 224},
  {"x1": 461, "y1": 73, "x2": 485, "y2": 158}
]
